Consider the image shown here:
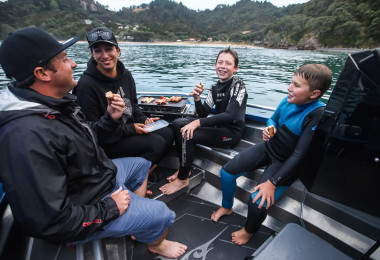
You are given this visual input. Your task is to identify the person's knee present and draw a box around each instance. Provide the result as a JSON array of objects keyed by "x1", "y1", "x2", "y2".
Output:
[
  {"x1": 134, "y1": 157, "x2": 152, "y2": 170},
  {"x1": 172, "y1": 118, "x2": 188, "y2": 131},
  {"x1": 149, "y1": 200, "x2": 176, "y2": 227},
  {"x1": 221, "y1": 167, "x2": 236, "y2": 184}
]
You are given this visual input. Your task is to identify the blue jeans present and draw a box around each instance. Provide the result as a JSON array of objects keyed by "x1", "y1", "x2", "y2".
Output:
[{"x1": 77, "y1": 157, "x2": 175, "y2": 244}]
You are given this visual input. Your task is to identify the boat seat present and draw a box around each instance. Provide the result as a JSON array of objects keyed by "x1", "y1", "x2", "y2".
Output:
[
  {"x1": 252, "y1": 223, "x2": 350, "y2": 260},
  {"x1": 0, "y1": 183, "x2": 11, "y2": 258}
]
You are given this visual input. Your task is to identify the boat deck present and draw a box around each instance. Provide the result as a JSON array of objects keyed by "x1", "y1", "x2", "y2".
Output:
[{"x1": 1, "y1": 112, "x2": 379, "y2": 260}]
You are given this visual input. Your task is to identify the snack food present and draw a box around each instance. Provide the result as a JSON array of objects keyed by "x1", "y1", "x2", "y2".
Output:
[
  {"x1": 168, "y1": 96, "x2": 182, "y2": 102},
  {"x1": 105, "y1": 91, "x2": 114, "y2": 100},
  {"x1": 141, "y1": 97, "x2": 155, "y2": 103},
  {"x1": 156, "y1": 96, "x2": 167, "y2": 105},
  {"x1": 199, "y1": 81, "x2": 204, "y2": 90},
  {"x1": 268, "y1": 126, "x2": 275, "y2": 137}
]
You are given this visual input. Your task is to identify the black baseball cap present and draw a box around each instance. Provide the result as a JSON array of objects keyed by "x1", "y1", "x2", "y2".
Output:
[
  {"x1": 85, "y1": 27, "x2": 118, "y2": 48},
  {"x1": 0, "y1": 27, "x2": 78, "y2": 82}
]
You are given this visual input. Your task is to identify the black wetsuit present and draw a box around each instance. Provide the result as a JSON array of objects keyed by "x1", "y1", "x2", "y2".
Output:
[
  {"x1": 221, "y1": 97, "x2": 325, "y2": 233},
  {"x1": 74, "y1": 58, "x2": 174, "y2": 163},
  {"x1": 173, "y1": 76, "x2": 248, "y2": 180}
]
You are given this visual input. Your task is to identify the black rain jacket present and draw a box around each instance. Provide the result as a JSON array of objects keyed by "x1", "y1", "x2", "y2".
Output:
[
  {"x1": 0, "y1": 84, "x2": 120, "y2": 243},
  {"x1": 74, "y1": 58, "x2": 147, "y2": 144}
]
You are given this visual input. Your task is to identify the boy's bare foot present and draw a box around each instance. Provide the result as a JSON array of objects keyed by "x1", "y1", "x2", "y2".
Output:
[
  {"x1": 211, "y1": 207, "x2": 233, "y2": 222},
  {"x1": 231, "y1": 227, "x2": 254, "y2": 245},
  {"x1": 160, "y1": 178, "x2": 189, "y2": 195},
  {"x1": 167, "y1": 170, "x2": 191, "y2": 183},
  {"x1": 166, "y1": 170, "x2": 179, "y2": 182},
  {"x1": 148, "y1": 239, "x2": 187, "y2": 259}
]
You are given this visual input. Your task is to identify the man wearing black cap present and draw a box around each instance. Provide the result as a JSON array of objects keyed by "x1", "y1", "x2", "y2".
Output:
[
  {"x1": 74, "y1": 27, "x2": 174, "y2": 174},
  {"x1": 0, "y1": 27, "x2": 187, "y2": 259}
]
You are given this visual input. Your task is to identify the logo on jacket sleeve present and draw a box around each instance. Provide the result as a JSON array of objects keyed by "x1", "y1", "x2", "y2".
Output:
[
  {"x1": 43, "y1": 113, "x2": 56, "y2": 120},
  {"x1": 83, "y1": 219, "x2": 102, "y2": 227}
]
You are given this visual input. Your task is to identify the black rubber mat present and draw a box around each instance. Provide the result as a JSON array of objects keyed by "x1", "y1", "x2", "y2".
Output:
[{"x1": 125, "y1": 193, "x2": 273, "y2": 260}]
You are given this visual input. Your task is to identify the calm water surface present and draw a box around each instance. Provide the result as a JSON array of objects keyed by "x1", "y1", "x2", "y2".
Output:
[{"x1": 0, "y1": 43, "x2": 349, "y2": 115}]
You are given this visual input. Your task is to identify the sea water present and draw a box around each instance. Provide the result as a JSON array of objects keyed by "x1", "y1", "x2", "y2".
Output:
[{"x1": 0, "y1": 42, "x2": 348, "y2": 113}]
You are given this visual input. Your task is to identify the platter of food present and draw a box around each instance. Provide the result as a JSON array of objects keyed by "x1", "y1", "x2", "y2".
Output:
[{"x1": 138, "y1": 95, "x2": 188, "y2": 112}]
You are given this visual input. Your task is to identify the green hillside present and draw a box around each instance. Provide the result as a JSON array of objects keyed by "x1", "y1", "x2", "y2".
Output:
[{"x1": 0, "y1": 0, "x2": 379, "y2": 49}]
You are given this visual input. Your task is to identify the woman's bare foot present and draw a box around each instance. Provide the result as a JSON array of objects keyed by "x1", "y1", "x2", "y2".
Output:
[
  {"x1": 167, "y1": 170, "x2": 179, "y2": 182},
  {"x1": 211, "y1": 207, "x2": 233, "y2": 222},
  {"x1": 231, "y1": 227, "x2": 254, "y2": 245},
  {"x1": 160, "y1": 178, "x2": 189, "y2": 195},
  {"x1": 148, "y1": 239, "x2": 187, "y2": 259}
]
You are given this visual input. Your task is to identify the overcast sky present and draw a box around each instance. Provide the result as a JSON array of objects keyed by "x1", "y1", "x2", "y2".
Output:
[{"x1": 95, "y1": 0, "x2": 309, "y2": 11}]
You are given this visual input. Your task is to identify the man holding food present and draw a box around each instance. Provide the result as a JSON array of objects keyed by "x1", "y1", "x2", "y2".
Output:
[
  {"x1": 0, "y1": 27, "x2": 187, "y2": 259},
  {"x1": 160, "y1": 47, "x2": 248, "y2": 195},
  {"x1": 74, "y1": 27, "x2": 174, "y2": 171}
]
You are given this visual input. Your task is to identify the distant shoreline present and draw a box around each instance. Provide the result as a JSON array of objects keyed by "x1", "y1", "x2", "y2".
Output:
[
  {"x1": 76, "y1": 40, "x2": 367, "y2": 53},
  {"x1": 77, "y1": 40, "x2": 262, "y2": 49}
]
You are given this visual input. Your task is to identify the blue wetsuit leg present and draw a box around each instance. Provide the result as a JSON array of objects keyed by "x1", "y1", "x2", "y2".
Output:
[
  {"x1": 221, "y1": 142, "x2": 269, "y2": 209},
  {"x1": 221, "y1": 168, "x2": 246, "y2": 208},
  {"x1": 251, "y1": 186, "x2": 288, "y2": 208},
  {"x1": 244, "y1": 187, "x2": 288, "y2": 234}
]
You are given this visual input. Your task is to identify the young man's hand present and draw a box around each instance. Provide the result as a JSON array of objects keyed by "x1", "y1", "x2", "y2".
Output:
[
  {"x1": 107, "y1": 94, "x2": 125, "y2": 121},
  {"x1": 180, "y1": 119, "x2": 200, "y2": 140},
  {"x1": 252, "y1": 180, "x2": 276, "y2": 209},
  {"x1": 263, "y1": 126, "x2": 276, "y2": 141},
  {"x1": 189, "y1": 83, "x2": 204, "y2": 101},
  {"x1": 110, "y1": 187, "x2": 131, "y2": 215}
]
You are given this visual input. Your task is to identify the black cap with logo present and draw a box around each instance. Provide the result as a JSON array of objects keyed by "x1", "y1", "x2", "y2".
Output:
[
  {"x1": 0, "y1": 27, "x2": 78, "y2": 82},
  {"x1": 85, "y1": 27, "x2": 118, "y2": 48}
]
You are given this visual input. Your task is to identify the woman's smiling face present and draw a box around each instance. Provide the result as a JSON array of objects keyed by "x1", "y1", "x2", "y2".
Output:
[{"x1": 91, "y1": 43, "x2": 120, "y2": 76}]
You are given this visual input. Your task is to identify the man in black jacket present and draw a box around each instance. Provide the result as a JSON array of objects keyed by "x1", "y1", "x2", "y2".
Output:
[{"x1": 0, "y1": 27, "x2": 186, "y2": 259}]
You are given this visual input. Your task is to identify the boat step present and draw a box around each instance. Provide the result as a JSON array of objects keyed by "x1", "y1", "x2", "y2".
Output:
[{"x1": 192, "y1": 147, "x2": 380, "y2": 259}]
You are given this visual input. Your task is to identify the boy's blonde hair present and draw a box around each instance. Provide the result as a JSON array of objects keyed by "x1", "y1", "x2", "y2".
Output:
[{"x1": 294, "y1": 64, "x2": 332, "y2": 98}]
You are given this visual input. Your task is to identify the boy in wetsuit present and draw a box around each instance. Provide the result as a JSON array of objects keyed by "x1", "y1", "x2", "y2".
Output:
[
  {"x1": 160, "y1": 47, "x2": 248, "y2": 195},
  {"x1": 211, "y1": 64, "x2": 332, "y2": 245}
]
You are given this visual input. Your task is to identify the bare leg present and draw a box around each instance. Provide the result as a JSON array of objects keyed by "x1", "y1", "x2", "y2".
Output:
[
  {"x1": 211, "y1": 207, "x2": 233, "y2": 222},
  {"x1": 231, "y1": 227, "x2": 254, "y2": 245},
  {"x1": 133, "y1": 175, "x2": 148, "y2": 198},
  {"x1": 160, "y1": 178, "x2": 189, "y2": 195},
  {"x1": 148, "y1": 229, "x2": 187, "y2": 259},
  {"x1": 149, "y1": 164, "x2": 158, "y2": 176}
]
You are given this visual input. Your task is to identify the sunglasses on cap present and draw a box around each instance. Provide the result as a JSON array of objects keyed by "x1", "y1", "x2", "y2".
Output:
[{"x1": 85, "y1": 30, "x2": 113, "y2": 42}]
